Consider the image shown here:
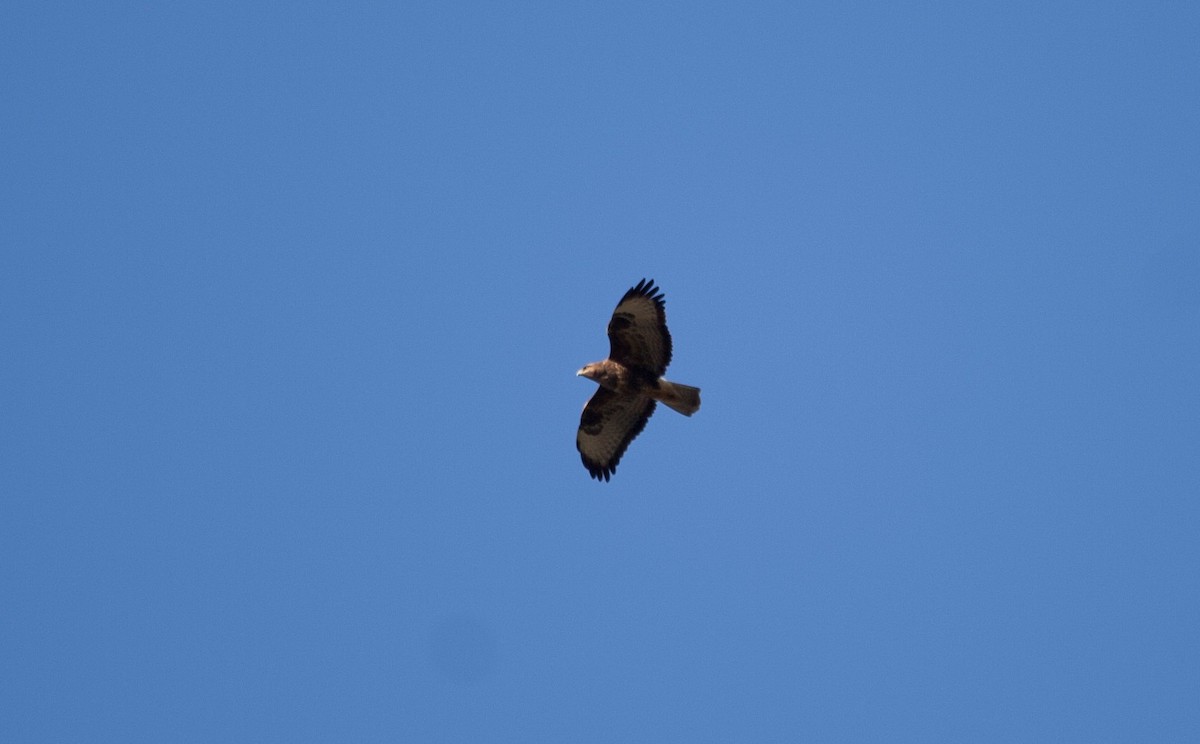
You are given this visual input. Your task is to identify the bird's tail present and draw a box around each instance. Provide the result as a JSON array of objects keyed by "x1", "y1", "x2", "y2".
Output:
[{"x1": 657, "y1": 380, "x2": 701, "y2": 417}]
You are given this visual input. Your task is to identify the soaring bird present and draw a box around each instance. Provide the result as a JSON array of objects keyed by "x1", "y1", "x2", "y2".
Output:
[{"x1": 576, "y1": 279, "x2": 700, "y2": 481}]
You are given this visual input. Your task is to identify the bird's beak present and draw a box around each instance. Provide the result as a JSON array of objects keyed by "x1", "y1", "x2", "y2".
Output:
[{"x1": 575, "y1": 368, "x2": 585, "y2": 376}]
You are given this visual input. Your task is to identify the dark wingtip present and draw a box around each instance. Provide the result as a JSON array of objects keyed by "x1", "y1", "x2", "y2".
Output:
[
  {"x1": 582, "y1": 454, "x2": 615, "y2": 482},
  {"x1": 623, "y1": 278, "x2": 664, "y2": 307},
  {"x1": 586, "y1": 464, "x2": 613, "y2": 482}
]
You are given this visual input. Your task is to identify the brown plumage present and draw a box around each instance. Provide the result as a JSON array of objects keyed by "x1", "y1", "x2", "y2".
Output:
[{"x1": 576, "y1": 279, "x2": 701, "y2": 481}]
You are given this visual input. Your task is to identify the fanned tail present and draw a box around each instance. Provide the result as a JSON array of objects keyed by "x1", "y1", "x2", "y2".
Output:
[{"x1": 657, "y1": 380, "x2": 701, "y2": 417}]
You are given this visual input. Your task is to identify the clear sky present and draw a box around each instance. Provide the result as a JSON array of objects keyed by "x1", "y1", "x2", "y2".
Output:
[{"x1": 3, "y1": 2, "x2": 1198, "y2": 741}]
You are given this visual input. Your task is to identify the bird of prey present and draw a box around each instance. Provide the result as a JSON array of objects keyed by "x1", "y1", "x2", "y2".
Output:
[{"x1": 576, "y1": 278, "x2": 701, "y2": 481}]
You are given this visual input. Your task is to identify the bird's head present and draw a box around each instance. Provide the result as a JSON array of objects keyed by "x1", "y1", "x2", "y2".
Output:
[
  {"x1": 576, "y1": 363, "x2": 599, "y2": 381},
  {"x1": 577, "y1": 362, "x2": 621, "y2": 389}
]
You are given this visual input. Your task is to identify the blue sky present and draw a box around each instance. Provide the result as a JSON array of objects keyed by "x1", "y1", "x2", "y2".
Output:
[{"x1": 3, "y1": 2, "x2": 1198, "y2": 741}]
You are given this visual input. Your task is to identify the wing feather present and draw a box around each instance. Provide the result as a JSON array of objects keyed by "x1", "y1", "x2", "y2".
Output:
[{"x1": 576, "y1": 388, "x2": 657, "y2": 482}]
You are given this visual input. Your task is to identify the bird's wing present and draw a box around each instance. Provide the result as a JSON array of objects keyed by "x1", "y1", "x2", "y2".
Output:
[
  {"x1": 607, "y1": 278, "x2": 672, "y2": 377},
  {"x1": 576, "y1": 387, "x2": 657, "y2": 481}
]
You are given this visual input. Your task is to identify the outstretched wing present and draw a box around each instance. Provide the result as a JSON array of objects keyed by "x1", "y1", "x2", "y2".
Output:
[
  {"x1": 576, "y1": 387, "x2": 657, "y2": 481},
  {"x1": 607, "y1": 278, "x2": 672, "y2": 377}
]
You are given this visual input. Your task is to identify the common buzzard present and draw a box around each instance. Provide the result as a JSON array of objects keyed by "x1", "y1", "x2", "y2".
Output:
[{"x1": 576, "y1": 279, "x2": 701, "y2": 481}]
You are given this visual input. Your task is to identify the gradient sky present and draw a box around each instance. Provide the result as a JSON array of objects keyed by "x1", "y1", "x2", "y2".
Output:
[{"x1": 3, "y1": 2, "x2": 1198, "y2": 742}]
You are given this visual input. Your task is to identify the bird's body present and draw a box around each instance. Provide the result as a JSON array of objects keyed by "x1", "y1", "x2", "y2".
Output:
[
  {"x1": 577, "y1": 360, "x2": 700, "y2": 416},
  {"x1": 575, "y1": 279, "x2": 700, "y2": 481}
]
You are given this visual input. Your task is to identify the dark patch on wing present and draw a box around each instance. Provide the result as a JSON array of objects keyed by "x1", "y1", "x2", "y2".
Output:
[{"x1": 579, "y1": 405, "x2": 604, "y2": 435}]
